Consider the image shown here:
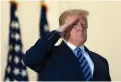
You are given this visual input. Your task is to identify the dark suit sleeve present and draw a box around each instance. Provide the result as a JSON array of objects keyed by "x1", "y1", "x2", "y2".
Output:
[
  {"x1": 23, "y1": 30, "x2": 60, "y2": 73},
  {"x1": 104, "y1": 58, "x2": 111, "y2": 81}
]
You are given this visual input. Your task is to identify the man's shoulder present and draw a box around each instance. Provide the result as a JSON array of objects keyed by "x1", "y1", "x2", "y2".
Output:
[{"x1": 90, "y1": 50, "x2": 108, "y2": 64}]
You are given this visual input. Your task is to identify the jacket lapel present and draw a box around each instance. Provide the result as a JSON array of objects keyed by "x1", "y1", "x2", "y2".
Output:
[
  {"x1": 58, "y1": 41, "x2": 100, "y2": 80},
  {"x1": 58, "y1": 41, "x2": 85, "y2": 80},
  {"x1": 84, "y1": 46, "x2": 99, "y2": 80}
]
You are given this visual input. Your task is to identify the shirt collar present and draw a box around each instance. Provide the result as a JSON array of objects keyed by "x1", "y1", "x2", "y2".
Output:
[{"x1": 63, "y1": 40, "x2": 86, "y2": 53}]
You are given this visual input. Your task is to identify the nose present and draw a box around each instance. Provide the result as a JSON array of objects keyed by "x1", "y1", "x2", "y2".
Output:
[{"x1": 76, "y1": 22, "x2": 85, "y2": 31}]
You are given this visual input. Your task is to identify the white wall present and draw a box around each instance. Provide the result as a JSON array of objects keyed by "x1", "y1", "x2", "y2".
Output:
[{"x1": 1, "y1": 0, "x2": 121, "y2": 81}]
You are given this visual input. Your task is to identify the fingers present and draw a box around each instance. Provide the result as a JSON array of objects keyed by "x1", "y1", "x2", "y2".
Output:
[
  {"x1": 72, "y1": 18, "x2": 80, "y2": 26},
  {"x1": 67, "y1": 18, "x2": 80, "y2": 28},
  {"x1": 56, "y1": 18, "x2": 80, "y2": 35}
]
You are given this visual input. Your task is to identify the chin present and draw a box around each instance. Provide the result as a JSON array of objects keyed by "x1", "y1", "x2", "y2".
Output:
[{"x1": 78, "y1": 38, "x2": 86, "y2": 44}]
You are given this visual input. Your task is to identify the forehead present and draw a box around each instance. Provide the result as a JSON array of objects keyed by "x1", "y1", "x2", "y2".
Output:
[
  {"x1": 65, "y1": 14, "x2": 87, "y2": 21},
  {"x1": 65, "y1": 14, "x2": 87, "y2": 23}
]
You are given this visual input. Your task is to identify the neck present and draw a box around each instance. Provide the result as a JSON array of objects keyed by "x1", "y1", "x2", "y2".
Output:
[{"x1": 64, "y1": 39, "x2": 84, "y2": 47}]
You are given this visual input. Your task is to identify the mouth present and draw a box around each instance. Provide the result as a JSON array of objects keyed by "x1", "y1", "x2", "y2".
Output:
[
  {"x1": 77, "y1": 33, "x2": 84, "y2": 36},
  {"x1": 76, "y1": 35, "x2": 85, "y2": 38}
]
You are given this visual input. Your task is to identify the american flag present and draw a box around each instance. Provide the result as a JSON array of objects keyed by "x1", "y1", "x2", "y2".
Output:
[
  {"x1": 39, "y1": 1, "x2": 49, "y2": 37},
  {"x1": 4, "y1": 1, "x2": 29, "y2": 81},
  {"x1": 38, "y1": 1, "x2": 49, "y2": 80}
]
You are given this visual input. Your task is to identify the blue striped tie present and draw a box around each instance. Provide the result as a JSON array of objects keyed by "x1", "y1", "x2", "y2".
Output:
[{"x1": 74, "y1": 47, "x2": 92, "y2": 81}]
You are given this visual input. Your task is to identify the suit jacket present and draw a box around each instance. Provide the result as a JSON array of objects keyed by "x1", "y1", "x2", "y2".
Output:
[{"x1": 23, "y1": 30, "x2": 111, "y2": 81}]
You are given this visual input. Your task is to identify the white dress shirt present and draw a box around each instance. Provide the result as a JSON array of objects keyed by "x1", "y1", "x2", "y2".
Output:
[{"x1": 64, "y1": 40, "x2": 94, "y2": 75}]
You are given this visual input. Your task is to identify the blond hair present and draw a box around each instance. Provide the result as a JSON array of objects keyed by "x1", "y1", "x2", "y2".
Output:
[{"x1": 59, "y1": 9, "x2": 89, "y2": 26}]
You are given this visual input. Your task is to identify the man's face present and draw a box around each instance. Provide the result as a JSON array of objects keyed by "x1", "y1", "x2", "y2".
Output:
[{"x1": 64, "y1": 14, "x2": 88, "y2": 46}]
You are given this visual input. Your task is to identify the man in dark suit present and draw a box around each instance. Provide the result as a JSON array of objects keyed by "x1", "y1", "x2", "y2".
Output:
[{"x1": 23, "y1": 9, "x2": 111, "y2": 81}]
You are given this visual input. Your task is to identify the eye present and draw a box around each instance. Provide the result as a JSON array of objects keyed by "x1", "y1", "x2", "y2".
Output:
[
  {"x1": 81, "y1": 23, "x2": 88, "y2": 28},
  {"x1": 72, "y1": 23, "x2": 78, "y2": 27}
]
